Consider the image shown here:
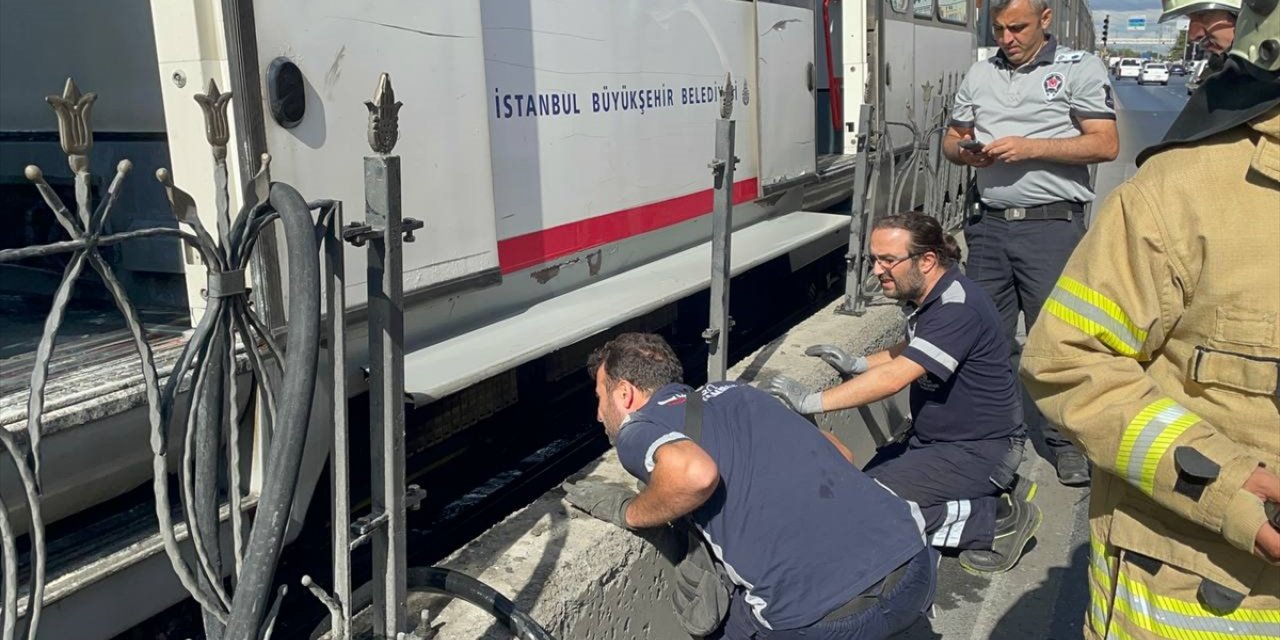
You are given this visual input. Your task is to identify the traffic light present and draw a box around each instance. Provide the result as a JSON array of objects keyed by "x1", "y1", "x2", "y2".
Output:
[{"x1": 1102, "y1": 14, "x2": 1110, "y2": 48}]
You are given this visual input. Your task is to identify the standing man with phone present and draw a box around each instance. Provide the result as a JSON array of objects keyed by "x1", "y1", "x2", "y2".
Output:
[{"x1": 942, "y1": 0, "x2": 1119, "y2": 487}]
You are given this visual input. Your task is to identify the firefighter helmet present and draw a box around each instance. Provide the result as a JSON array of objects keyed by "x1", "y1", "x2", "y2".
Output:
[
  {"x1": 1158, "y1": 0, "x2": 1241, "y2": 22},
  {"x1": 1229, "y1": 0, "x2": 1280, "y2": 70}
]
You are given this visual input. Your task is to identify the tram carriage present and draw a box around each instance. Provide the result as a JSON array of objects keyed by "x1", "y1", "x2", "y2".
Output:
[{"x1": 0, "y1": 0, "x2": 1096, "y2": 635}]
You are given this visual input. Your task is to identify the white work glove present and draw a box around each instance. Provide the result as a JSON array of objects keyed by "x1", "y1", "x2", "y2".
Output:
[
  {"x1": 804, "y1": 344, "x2": 869, "y2": 379},
  {"x1": 762, "y1": 376, "x2": 824, "y2": 414}
]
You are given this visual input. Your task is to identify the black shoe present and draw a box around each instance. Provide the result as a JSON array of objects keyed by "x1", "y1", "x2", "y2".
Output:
[
  {"x1": 1011, "y1": 474, "x2": 1038, "y2": 503},
  {"x1": 958, "y1": 498, "x2": 1042, "y2": 574},
  {"x1": 993, "y1": 475, "x2": 1038, "y2": 524},
  {"x1": 1055, "y1": 451, "x2": 1091, "y2": 487}
]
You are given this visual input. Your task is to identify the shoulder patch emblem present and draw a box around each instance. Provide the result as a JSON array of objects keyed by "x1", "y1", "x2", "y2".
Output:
[
  {"x1": 1043, "y1": 72, "x2": 1066, "y2": 100},
  {"x1": 1054, "y1": 50, "x2": 1085, "y2": 63},
  {"x1": 657, "y1": 394, "x2": 687, "y2": 406}
]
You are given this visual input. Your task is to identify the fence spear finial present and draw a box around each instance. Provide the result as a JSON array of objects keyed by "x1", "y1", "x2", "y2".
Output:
[
  {"x1": 46, "y1": 77, "x2": 97, "y2": 172},
  {"x1": 719, "y1": 72, "x2": 734, "y2": 120},
  {"x1": 365, "y1": 72, "x2": 403, "y2": 155},
  {"x1": 194, "y1": 79, "x2": 233, "y2": 160}
]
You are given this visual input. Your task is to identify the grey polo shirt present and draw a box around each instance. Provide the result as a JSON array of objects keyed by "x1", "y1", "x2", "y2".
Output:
[{"x1": 950, "y1": 35, "x2": 1115, "y2": 209}]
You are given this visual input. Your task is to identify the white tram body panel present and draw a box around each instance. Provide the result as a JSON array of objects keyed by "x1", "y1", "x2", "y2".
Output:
[
  {"x1": 238, "y1": 0, "x2": 825, "y2": 313},
  {"x1": 249, "y1": 0, "x2": 502, "y2": 308},
  {"x1": 483, "y1": 0, "x2": 765, "y2": 255},
  {"x1": 215, "y1": 0, "x2": 835, "y2": 401}
]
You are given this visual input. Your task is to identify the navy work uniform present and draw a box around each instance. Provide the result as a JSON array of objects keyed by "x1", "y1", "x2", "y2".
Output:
[
  {"x1": 863, "y1": 270, "x2": 1024, "y2": 551},
  {"x1": 616, "y1": 382, "x2": 936, "y2": 639},
  {"x1": 950, "y1": 34, "x2": 1116, "y2": 465}
]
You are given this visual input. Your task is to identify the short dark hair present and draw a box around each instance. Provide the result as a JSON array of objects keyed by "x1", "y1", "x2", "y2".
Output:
[
  {"x1": 991, "y1": 0, "x2": 1048, "y2": 16},
  {"x1": 587, "y1": 332, "x2": 683, "y2": 392},
  {"x1": 872, "y1": 212, "x2": 963, "y2": 267}
]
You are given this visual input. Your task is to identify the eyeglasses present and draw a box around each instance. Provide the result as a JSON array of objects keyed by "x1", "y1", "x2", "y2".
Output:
[{"x1": 870, "y1": 252, "x2": 922, "y2": 270}]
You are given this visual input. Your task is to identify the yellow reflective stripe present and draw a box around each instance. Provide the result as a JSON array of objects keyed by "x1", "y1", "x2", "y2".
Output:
[
  {"x1": 1045, "y1": 299, "x2": 1141, "y2": 358},
  {"x1": 1046, "y1": 276, "x2": 1149, "y2": 358},
  {"x1": 1090, "y1": 538, "x2": 1113, "y2": 592},
  {"x1": 1092, "y1": 599, "x2": 1111, "y2": 637},
  {"x1": 1113, "y1": 571, "x2": 1280, "y2": 639},
  {"x1": 1131, "y1": 575, "x2": 1280, "y2": 625},
  {"x1": 1105, "y1": 623, "x2": 1140, "y2": 640},
  {"x1": 1055, "y1": 276, "x2": 1149, "y2": 344},
  {"x1": 1091, "y1": 538, "x2": 1112, "y2": 576},
  {"x1": 1090, "y1": 579, "x2": 1111, "y2": 637},
  {"x1": 1116, "y1": 398, "x2": 1202, "y2": 495},
  {"x1": 1091, "y1": 565, "x2": 1112, "y2": 594},
  {"x1": 1090, "y1": 537, "x2": 1115, "y2": 637}
]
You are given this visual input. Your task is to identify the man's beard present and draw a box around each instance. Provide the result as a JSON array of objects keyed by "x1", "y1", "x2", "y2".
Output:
[
  {"x1": 603, "y1": 410, "x2": 630, "y2": 444},
  {"x1": 884, "y1": 267, "x2": 925, "y2": 301}
]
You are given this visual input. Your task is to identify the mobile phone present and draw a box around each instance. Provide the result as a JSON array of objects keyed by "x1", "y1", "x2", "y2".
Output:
[{"x1": 958, "y1": 139, "x2": 986, "y2": 153}]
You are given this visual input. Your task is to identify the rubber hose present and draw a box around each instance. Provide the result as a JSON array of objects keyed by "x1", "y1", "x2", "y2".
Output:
[
  {"x1": 223, "y1": 183, "x2": 322, "y2": 639},
  {"x1": 408, "y1": 566, "x2": 556, "y2": 640},
  {"x1": 194, "y1": 316, "x2": 228, "y2": 638}
]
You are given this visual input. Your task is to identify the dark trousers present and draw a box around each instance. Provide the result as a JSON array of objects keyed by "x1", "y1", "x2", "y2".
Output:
[
  {"x1": 711, "y1": 547, "x2": 937, "y2": 639},
  {"x1": 864, "y1": 436, "x2": 1019, "y2": 551},
  {"x1": 963, "y1": 213, "x2": 1087, "y2": 456}
]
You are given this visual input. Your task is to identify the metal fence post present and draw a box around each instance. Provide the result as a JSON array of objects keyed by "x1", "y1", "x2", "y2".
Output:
[
  {"x1": 705, "y1": 74, "x2": 738, "y2": 382},
  {"x1": 323, "y1": 200, "x2": 353, "y2": 640},
  {"x1": 360, "y1": 73, "x2": 417, "y2": 639},
  {"x1": 838, "y1": 104, "x2": 875, "y2": 316},
  {"x1": 326, "y1": 73, "x2": 420, "y2": 638}
]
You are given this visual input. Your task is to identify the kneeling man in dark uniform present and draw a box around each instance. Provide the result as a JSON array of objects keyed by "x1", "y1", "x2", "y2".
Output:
[
  {"x1": 565, "y1": 333, "x2": 936, "y2": 639},
  {"x1": 766, "y1": 212, "x2": 1040, "y2": 574}
]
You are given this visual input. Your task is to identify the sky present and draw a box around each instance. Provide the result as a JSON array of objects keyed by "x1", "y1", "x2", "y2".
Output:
[
  {"x1": 1084, "y1": 0, "x2": 1182, "y2": 52},
  {"x1": 1087, "y1": 0, "x2": 1160, "y2": 10}
]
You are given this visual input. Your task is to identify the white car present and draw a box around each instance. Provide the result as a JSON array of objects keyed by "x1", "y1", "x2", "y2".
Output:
[
  {"x1": 1139, "y1": 62, "x2": 1170, "y2": 85},
  {"x1": 1117, "y1": 58, "x2": 1143, "y2": 80}
]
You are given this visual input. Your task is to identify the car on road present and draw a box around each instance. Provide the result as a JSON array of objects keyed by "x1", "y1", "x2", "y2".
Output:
[
  {"x1": 1139, "y1": 62, "x2": 1170, "y2": 85},
  {"x1": 1169, "y1": 62, "x2": 1187, "y2": 75},
  {"x1": 1117, "y1": 58, "x2": 1143, "y2": 80}
]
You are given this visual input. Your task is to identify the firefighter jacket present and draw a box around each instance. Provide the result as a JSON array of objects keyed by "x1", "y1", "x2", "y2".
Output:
[{"x1": 1021, "y1": 108, "x2": 1280, "y2": 639}]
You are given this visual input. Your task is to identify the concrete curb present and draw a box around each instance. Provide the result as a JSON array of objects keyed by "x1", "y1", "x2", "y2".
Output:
[{"x1": 420, "y1": 297, "x2": 909, "y2": 639}]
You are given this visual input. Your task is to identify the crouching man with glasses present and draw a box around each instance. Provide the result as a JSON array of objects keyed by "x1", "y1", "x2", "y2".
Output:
[{"x1": 766, "y1": 212, "x2": 1041, "y2": 574}]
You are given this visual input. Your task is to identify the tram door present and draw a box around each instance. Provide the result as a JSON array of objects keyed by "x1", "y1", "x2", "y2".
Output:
[
  {"x1": 880, "y1": 0, "x2": 917, "y2": 152},
  {"x1": 913, "y1": 0, "x2": 977, "y2": 129},
  {"x1": 243, "y1": 0, "x2": 502, "y2": 309},
  {"x1": 756, "y1": 1, "x2": 817, "y2": 188},
  {"x1": 880, "y1": 0, "x2": 975, "y2": 150}
]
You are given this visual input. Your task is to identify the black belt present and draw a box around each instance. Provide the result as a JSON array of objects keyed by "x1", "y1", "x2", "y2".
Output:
[
  {"x1": 979, "y1": 201, "x2": 1083, "y2": 221},
  {"x1": 820, "y1": 555, "x2": 913, "y2": 622}
]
